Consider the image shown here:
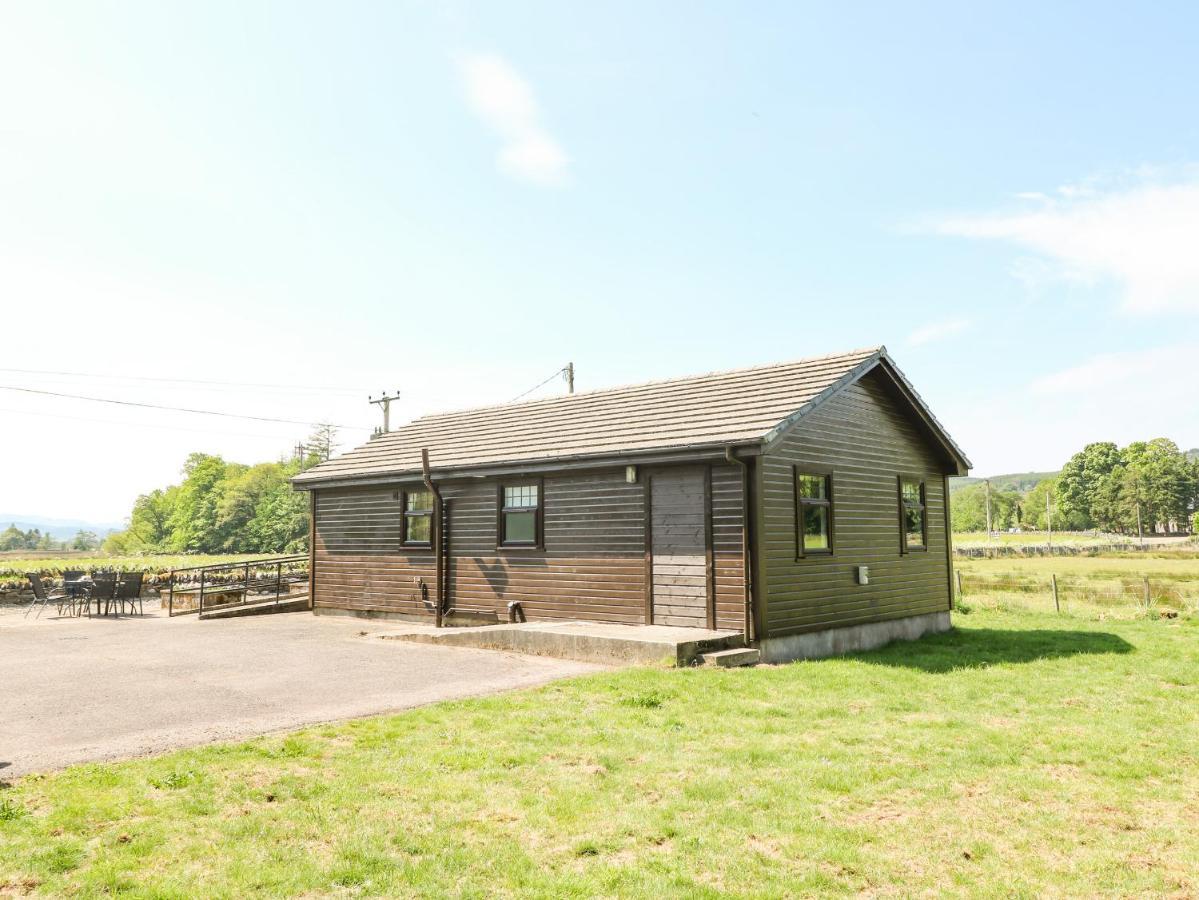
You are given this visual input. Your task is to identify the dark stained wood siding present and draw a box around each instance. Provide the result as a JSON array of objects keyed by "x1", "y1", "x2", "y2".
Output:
[
  {"x1": 758, "y1": 369, "x2": 952, "y2": 637},
  {"x1": 444, "y1": 471, "x2": 646, "y2": 623},
  {"x1": 313, "y1": 465, "x2": 747, "y2": 629},
  {"x1": 313, "y1": 487, "x2": 435, "y2": 615},
  {"x1": 650, "y1": 467, "x2": 708, "y2": 627},
  {"x1": 712, "y1": 464, "x2": 747, "y2": 631}
]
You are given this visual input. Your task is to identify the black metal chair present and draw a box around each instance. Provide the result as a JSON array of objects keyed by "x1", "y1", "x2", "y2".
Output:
[
  {"x1": 62, "y1": 570, "x2": 86, "y2": 602},
  {"x1": 23, "y1": 573, "x2": 72, "y2": 618},
  {"x1": 114, "y1": 572, "x2": 145, "y2": 615},
  {"x1": 88, "y1": 573, "x2": 117, "y2": 617}
]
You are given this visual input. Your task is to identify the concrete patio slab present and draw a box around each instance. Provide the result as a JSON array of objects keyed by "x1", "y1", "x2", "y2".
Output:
[
  {"x1": 0, "y1": 601, "x2": 602, "y2": 779},
  {"x1": 378, "y1": 619, "x2": 745, "y2": 666}
]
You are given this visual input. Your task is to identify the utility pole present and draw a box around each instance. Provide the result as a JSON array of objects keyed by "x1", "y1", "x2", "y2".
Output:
[
  {"x1": 565, "y1": 362, "x2": 575, "y2": 394},
  {"x1": 1136, "y1": 501, "x2": 1144, "y2": 547},
  {"x1": 369, "y1": 390, "x2": 401, "y2": 434},
  {"x1": 984, "y1": 479, "x2": 993, "y2": 538}
]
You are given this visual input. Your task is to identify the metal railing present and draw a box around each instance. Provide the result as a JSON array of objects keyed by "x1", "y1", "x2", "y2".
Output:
[{"x1": 167, "y1": 555, "x2": 308, "y2": 617}]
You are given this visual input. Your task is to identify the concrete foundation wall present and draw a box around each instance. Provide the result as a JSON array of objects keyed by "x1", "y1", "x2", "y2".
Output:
[
  {"x1": 313, "y1": 606, "x2": 500, "y2": 627},
  {"x1": 758, "y1": 611, "x2": 950, "y2": 663}
]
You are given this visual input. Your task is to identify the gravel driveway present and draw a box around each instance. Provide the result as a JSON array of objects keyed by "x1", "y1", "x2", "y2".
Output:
[{"x1": 0, "y1": 603, "x2": 601, "y2": 778}]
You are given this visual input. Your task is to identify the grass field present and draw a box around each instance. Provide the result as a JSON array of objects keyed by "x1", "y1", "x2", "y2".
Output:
[
  {"x1": 952, "y1": 530, "x2": 1112, "y2": 548},
  {"x1": 952, "y1": 530, "x2": 1198, "y2": 551},
  {"x1": 956, "y1": 550, "x2": 1199, "y2": 618},
  {"x1": 2, "y1": 605, "x2": 1197, "y2": 897}
]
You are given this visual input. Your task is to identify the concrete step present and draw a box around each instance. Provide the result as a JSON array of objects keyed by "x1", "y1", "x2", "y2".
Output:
[
  {"x1": 698, "y1": 647, "x2": 761, "y2": 668},
  {"x1": 199, "y1": 596, "x2": 309, "y2": 620},
  {"x1": 378, "y1": 621, "x2": 744, "y2": 667}
]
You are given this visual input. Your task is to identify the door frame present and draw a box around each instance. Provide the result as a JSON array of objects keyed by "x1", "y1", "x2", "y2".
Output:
[{"x1": 642, "y1": 464, "x2": 716, "y2": 629}]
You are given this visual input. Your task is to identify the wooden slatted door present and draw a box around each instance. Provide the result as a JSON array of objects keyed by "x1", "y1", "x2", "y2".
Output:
[{"x1": 650, "y1": 467, "x2": 710, "y2": 627}]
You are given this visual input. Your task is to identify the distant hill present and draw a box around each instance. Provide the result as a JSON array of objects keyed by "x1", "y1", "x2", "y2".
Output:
[
  {"x1": 949, "y1": 472, "x2": 1057, "y2": 494},
  {"x1": 0, "y1": 514, "x2": 124, "y2": 541}
]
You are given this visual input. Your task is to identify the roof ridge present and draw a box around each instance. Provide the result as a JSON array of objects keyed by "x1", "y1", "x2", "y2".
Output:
[{"x1": 406, "y1": 346, "x2": 883, "y2": 425}]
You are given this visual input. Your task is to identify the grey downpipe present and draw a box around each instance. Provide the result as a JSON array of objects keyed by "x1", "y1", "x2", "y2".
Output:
[
  {"x1": 420, "y1": 448, "x2": 445, "y2": 628},
  {"x1": 724, "y1": 445, "x2": 755, "y2": 643}
]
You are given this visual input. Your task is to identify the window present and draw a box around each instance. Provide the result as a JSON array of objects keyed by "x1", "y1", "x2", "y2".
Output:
[
  {"x1": 899, "y1": 477, "x2": 926, "y2": 552},
  {"x1": 500, "y1": 482, "x2": 540, "y2": 547},
  {"x1": 795, "y1": 470, "x2": 833, "y2": 556},
  {"x1": 402, "y1": 489, "x2": 433, "y2": 546}
]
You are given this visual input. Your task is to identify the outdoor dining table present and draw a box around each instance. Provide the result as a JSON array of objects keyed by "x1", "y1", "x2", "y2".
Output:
[{"x1": 64, "y1": 576, "x2": 107, "y2": 617}]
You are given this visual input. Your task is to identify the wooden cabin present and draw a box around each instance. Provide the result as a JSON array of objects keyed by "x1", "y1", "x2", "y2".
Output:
[{"x1": 292, "y1": 347, "x2": 970, "y2": 661}]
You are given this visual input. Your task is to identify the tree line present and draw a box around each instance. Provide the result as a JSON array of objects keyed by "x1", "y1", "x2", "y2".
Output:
[
  {"x1": 0, "y1": 526, "x2": 102, "y2": 552},
  {"x1": 952, "y1": 438, "x2": 1199, "y2": 535},
  {"x1": 103, "y1": 434, "x2": 332, "y2": 555}
]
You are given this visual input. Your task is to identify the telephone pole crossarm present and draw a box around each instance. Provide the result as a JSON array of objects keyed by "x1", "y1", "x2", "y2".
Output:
[{"x1": 369, "y1": 390, "x2": 401, "y2": 434}]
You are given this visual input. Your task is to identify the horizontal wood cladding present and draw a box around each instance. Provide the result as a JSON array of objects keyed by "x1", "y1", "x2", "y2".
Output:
[
  {"x1": 312, "y1": 465, "x2": 747, "y2": 629},
  {"x1": 760, "y1": 369, "x2": 952, "y2": 638}
]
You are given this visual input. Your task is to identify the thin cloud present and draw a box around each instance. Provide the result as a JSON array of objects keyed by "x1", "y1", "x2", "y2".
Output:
[
  {"x1": 456, "y1": 53, "x2": 569, "y2": 187},
  {"x1": 1031, "y1": 344, "x2": 1197, "y2": 395},
  {"x1": 907, "y1": 317, "x2": 970, "y2": 346},
  {"x1": 933, "y1": 171, "x2": 1199, "y2": 314}
]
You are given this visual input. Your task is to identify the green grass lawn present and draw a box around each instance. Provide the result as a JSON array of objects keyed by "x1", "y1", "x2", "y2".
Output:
[{"x1": 3, "y1": 606, "x2": 1198, "y2": 897}]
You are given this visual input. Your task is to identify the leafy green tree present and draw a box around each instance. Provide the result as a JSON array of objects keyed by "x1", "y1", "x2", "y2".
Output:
[
  {"x1": 0, "y1": 524, "x2": 26, "y2": 551},
  {"x1": 1022, "y1": 477, "x2": 1088, "y2": 531},
  {"x1": 1121, "y1": 438, "x2": 1195, "y2": 529},
  {"x1": 244, "y1": 470, "x2": 309, "y2": 552},
  {"x1": 167, "y1": 453, "x2": 243, "y2": 552},
  {"x1": 106, "y1": 449, "x2": 313, "y2": 555},
  {"x1": 951, "y1": 484, "x2": 1020, "y2": 532},
  {"x1": 71, "y1": 530, "x2": 100, "y2": 550},
  {"x1": 1057, "y1": 442, "x2": 1121, "y2": 528}
]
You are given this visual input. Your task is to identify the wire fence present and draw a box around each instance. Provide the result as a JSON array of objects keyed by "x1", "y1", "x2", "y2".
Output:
[
  {"x1": 953, "y1": 540, "x2": 1175, "y2": 559},
  {"x1": 955, "y1": 570, "x2": 1199, "y2": 615}
]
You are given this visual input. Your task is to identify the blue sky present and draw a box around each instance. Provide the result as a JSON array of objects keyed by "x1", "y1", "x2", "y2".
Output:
[{"x1": 2, "y1": 1, "x2": 1197, "y2": 522}]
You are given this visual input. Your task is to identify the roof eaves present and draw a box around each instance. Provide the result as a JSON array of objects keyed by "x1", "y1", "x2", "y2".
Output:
[{"x1": 290, "y1": 439, "x2": 764, "y2": 489}]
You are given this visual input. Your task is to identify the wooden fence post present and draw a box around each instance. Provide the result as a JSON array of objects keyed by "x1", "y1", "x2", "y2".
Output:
[
  {"x1": 1051, "y1": 573, "x2": 1060, "y2": 613},
  {"x1": 956, "y1": 570, "x2": 964, "y2": 602},
  {"x1": 1143, "y1": 577, "x2": 1151, "y2": 608}
]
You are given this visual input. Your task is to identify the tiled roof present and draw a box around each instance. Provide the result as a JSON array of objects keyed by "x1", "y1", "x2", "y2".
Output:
[{"x1": 294, "y1": 347, "x2": 921, "y2": 485}]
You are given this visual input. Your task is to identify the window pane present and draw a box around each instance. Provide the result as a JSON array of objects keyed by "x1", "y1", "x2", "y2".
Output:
[
  {"x1": 802, "y1": 505, "x2": 829, "y2": 551},
  {"x1": 504, "y1": 485, "x2": 538, "y2": 509},
  {"x1": 905, "y1": 507, "x2": 925, "y2": 548},
  {"x1": 504, "y1": 510, "x2": 536, "y2": 543},
  {"x1": 406, "y1": 516, "x2": 431, "y2": 543},
  {"x1": 406, "y1": 490, "x2": 432, "y2": 512},
  {"x1": 797, "y1": 474, "x2": 827, "y2": 500},
  {"x1": 901, "y1": 479, "x2": 922, "y2": 505}
]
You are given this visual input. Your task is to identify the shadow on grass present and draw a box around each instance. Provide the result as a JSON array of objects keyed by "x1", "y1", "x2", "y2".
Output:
[{"x1": 858, "y1": 627, "x2": 1134, "y2": 673}]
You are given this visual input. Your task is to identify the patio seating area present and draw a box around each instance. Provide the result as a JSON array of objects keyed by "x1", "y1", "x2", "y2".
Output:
[{"x1": 23, "y1": 571, "x2": 145, "y2": 619}]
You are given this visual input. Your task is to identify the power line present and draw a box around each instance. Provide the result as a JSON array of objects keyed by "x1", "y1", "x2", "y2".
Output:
[
  {"x1": 0, "y1": 366, "x2": 364, "y2": 394},
  {"x1": 0, "y1": 384, "x2": 372, "y2": 429},
  {"x1": 511, "y1": 364, "x2": 574, "y2": 403},
  {"x1": 0, "y1": 406, "x2": 303, "y2": 440}
]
